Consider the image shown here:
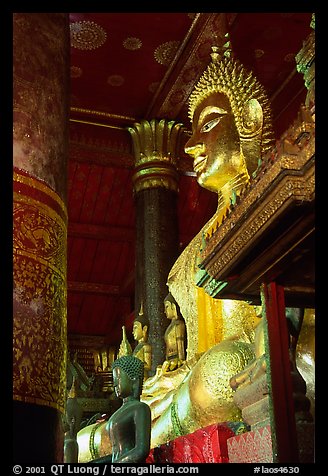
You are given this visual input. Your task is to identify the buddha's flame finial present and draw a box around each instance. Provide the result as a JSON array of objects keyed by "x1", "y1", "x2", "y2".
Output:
[
  {"x1": 210, "y1": 33, "x2": 232, "y2": 64},
  {"x1": 139, "y1": 301, "x2": 144, "y2": 316},
  {"x1": 118, "y1": 325, "x2": 133, "y2": 358}
]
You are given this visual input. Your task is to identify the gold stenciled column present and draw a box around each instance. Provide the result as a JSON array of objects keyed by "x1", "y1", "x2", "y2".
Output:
[
  {"x1": 13, "y1": 13, "x2": 70, "y2": 462},
  {"x1": 128, "y1": 119, "x2": 184, "y2": 374}
]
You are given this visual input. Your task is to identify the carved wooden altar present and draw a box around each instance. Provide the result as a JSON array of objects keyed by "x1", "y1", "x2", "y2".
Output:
[
  {"x1": 197, "y1": 105, "x2": 315, "y2": 463},
  {"x1": 197, "y1": 105, "x2": 314, "y2": 309}
]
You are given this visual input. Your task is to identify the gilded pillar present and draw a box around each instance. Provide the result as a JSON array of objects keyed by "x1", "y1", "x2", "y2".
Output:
[
  {"x1": 128, "y1": 119, "x2": 183, "y2": 374},
  {"x1": 13, "y1": 13, "x2": 70, "y2": 462}
]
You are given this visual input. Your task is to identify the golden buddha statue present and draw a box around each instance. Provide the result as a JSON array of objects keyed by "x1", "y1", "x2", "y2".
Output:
[
  {"x1": 137, "y1": 293, "x2": 186, "y2": 394},
  {"x1": 132, "y1": 303, "x2": 152, "y2": 380},
  {"x1": 167, "y1": 42, "x2": 274, "y2": 361},
  {"x1": 140, "y1": 40, "x2": 276, "y2": 448},
  {"x1": 141, "y1": 293, "x2": 189, "y2": 421},
  {"x1": 162, "y1": 292, "x2": 186, "y2": 371}
]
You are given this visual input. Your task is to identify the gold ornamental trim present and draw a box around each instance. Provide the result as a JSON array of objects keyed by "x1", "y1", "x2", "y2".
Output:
[
  {"x1": 13, "y1": 193, "x2": 67, "y2": 278},
  {"x1": 206, "y1": 166, "x2": 314, "y2": 280},
  {"x1": 70, "y1": 106, "x2": 136, "y2": 123},
  {"x1": 13, "y1": 172, "x2": 67, "y2": 413},
  {"x1": 89, "y1": 422, "x2": 103, "y2": 460},
  {"x1": 132, "y1": 163, "x2": 180, "y2": 193},
  {"x1": 128, "y1": 118, "x2": 184, "y2": 193},
  {"x1": 128, "y1": 119, "x2": 185, "y2": 167},
  {"x1": 14, "y1": 168, "x2": 67, "y2": 219},
  {"x1": 69, "y1": 107, "x2": 137, "y2": 131}
]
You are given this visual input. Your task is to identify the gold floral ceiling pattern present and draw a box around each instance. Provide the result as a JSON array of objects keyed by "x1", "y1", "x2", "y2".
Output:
[
  {"x1": 70, "y1": 20, "x2": 107, "y2": 50},
  {"x1": 154, "y1": 40, "x2": 181, "y2": 65},
  {"x1": 123, "y1": 37, "x2": 142, "y2": 50}
]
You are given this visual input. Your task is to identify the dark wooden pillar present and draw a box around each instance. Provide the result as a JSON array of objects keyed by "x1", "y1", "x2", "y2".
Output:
[
  {"x1": 13, "y1": 13, "x2": 70, "y2": 463},
  {"x1": 129, "y1": 119, "x2": 183, "y2": 374},
  {"x1": 261, "y1": 283, "x2": 299, "y2": 463}
]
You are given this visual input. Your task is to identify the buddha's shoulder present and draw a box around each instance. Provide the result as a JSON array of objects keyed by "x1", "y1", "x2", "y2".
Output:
[{"x1": 168, "y1": 218, "x2": 215, "y2": 281}]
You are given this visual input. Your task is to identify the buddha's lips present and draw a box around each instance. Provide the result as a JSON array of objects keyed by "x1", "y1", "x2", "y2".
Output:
[{"x1": 193, "y1": 156, "x2": 207, "y2": 173}]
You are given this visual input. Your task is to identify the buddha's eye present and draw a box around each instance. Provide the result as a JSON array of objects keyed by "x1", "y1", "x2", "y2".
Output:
[{"x1": 200, "y1": 116, "x2": 224, "y2": 133}]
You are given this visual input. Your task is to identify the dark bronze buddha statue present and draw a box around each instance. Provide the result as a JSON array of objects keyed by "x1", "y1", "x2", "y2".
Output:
[{"x1": 106, "y1": 355, "x2": 151, "y2": 464}]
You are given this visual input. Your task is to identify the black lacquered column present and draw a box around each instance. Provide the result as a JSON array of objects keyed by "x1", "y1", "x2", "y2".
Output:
[{"x1": 129, "y1": 119, "x2": 183, "y2": 374}]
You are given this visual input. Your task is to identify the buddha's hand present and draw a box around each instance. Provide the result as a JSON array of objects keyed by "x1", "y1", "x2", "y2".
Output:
[
  {"x1": 177, "y1": 358, "x2": 186, "y2": 368},
  {"x1": 229, "y1": 354, "x2": 266, "y2": 390},
  {"x1": 162, "y1": 358, "x2": 185, "y2": 372},
  {"x1": 161, "y1": 360, "x2": 171, "y2": 373}
]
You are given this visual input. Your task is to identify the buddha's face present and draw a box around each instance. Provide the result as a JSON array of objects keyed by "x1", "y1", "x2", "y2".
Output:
[
  {"x1": 112, "y1": 366, "x2": 132, "y2": 398},
  {"x1": 133, "y1": 320, "x2": 143, "y2": 341},
  {"x1": 164, "y1": 300, "x2": 175, "y2": 320},
  {"x1": 185, "y1": 91, "x2": 244, "y2": 193}
]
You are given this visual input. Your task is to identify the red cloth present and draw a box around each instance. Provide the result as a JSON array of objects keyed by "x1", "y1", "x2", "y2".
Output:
[{"x1": 146, "y1": 423, "x2": 235, "y2": 463}]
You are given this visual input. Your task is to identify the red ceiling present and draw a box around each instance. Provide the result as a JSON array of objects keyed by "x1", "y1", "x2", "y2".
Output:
[
  {"x1": 67, "y1": 12, "x2": 313, "y2": 346},
  {"x1": 69, "y1": 13, "x2": 195, "y2": 118}
]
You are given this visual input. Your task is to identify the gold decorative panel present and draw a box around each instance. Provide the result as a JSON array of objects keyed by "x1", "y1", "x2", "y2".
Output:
[{"x1": 13, "y1": 168, "x2": 68, "y2": 413}]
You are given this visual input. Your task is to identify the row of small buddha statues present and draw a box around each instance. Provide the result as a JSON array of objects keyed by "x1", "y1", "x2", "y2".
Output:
[{"x1": 65, "y1": 30, "x2": 314, "y2": 464}]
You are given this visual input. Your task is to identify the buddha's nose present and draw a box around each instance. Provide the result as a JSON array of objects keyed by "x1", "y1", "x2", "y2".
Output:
[{"x1": 184, "y1": 141, "x2": 205, "y2": 158}]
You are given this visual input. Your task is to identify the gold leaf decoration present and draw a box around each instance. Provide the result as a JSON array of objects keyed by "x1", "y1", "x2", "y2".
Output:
[
  {"x1": 70, "y1": 66, "x2": 82, "y2": 78},
  {"x1": 107, "y1": 75, "x2": 125, "y2": 87},
  {"x1": 123, "y1": 37, "x2": 142, "y2": 50},
  {"x1": 154, "y1": 40, "x2": 180, "y2": 66},
  {"x1": 70, "y1": 21, "x2": 107, "y2": 50}
]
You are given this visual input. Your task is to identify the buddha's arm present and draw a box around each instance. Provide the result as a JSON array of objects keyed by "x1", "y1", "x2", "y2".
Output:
[
  {"x1": 176, "y1": 321, "x2": 186, "y2": 362},
  {"x1": 168, "y1": 322, "x2": 186, "y2": 370},
  {"x1": 229, "y1": 320, "x2": 266, "y2": 390},
  {"x1": 143, "y1": 344, "x2": 152, "y2": 374}
]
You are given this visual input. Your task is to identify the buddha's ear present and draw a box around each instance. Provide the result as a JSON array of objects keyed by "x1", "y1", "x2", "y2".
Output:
[{"x1": 240, "y1": 98, "x2": 263, "y2": 138}]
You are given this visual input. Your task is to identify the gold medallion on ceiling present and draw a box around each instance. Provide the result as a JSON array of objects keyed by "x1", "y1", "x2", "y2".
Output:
[
  {"x1": 107, "y1": 75, "x2": 125, "y2": 87},
  {"x1": 70, "y1": 66, "x2": 82, "y2": 78},
  {"x1": 123, "y1": 37, "x2": 142, "y2": 50},
  {"x1": 154, "y1": 41, "x2": 180, "y2": 66},
  {"x1": 70, "y1": 21, "x2": 107, "y2": 50},
  {"x1": 254, "y1": 49, "x2": 265, "y2": 59},
  {"x1": 149, "y1": 82, "x2": 160, "y2": 93}
]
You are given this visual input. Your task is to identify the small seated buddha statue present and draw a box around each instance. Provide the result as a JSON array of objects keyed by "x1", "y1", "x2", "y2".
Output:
[
  {"x1": 132, "y1": 303, "x2": 152, "y2": 380},
  {"x1": 163, "y1": 292, "x2": 186, "y2": 372},
  {"x1": 141, "y1": 293, "x2": 189, "y2": 419}
]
